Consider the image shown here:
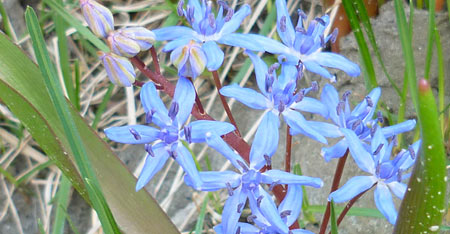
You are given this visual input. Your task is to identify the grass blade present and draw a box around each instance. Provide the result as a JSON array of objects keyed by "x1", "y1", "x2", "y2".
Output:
[
  {"x1": 52, "y1": 175, "x2": 72, "y2": 234},
  {"x1": 434, "y1": 28, "x2": 445, "y2": 133},
  {"x1": 25, "y1": 7, "x2": 119, "y2": 233},
  {"x1": 0, "y1": 1, "x2": 13, "y2": 38},
  {"x1": 330, "y1": 200, "x2": 338, "y2": 234},
  {"x1": 424, "y1": 0, "x2": 436, "y2": 80},
  {"x1": 91, "y1": 83, "x2": 114, "y2": 129},
  {"x1": 194, "y1": 195, "x2": 209, "y2": 234}
]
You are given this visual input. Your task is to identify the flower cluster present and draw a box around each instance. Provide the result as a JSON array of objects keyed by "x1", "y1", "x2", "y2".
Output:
[{"x1": 82, "y1": 0, "x2": 421, "y2": 232}]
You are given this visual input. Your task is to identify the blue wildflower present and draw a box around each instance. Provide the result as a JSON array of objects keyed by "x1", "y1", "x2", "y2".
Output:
[
  {"x1": 329, "y1": 128, "x2": 421, "y2": 224},
  {"x1": 184, "y1": 120, "x2": 323, "y2": 233},
  {"x1": 98, "y1": 51, "x2": 136, "y2": 86},
  {"x1": 153, "y1": 0, "x2": 259, "y2": 76},
  {"x1": 214, "y1": 185, "x2": 314, "y2": 234},
  {"x1": 220, "y1": 51, "x2": 331, "y2": 159},
  {"x1": 251, "y1": 0, "x2": 361, "y2": 80},
  {"x1": 310, "y1": 83, "x2": 416, "y2": 162},
  {"x1": 80, "y1": 0, "x2": 114, "y2": 38},
  {"x1": 105, "y1": 78, "x2": 235, "y2": 190},
  {"x1": 107, "y1": 27, "x2": 156, "y2": 57}
]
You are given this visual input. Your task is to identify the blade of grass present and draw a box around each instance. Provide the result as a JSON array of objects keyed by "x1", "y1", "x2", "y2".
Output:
[
  {"x1": 0, "y1": 1, "x2": 13, "y2": 38},
  {"x1": 37, "y1": 219, "x2": 46, "y2": 234},
  {"x1": 74, "y1": 59, "x2": 80, "y2": 110},
  {"x1": 0, "y1": 166, "x2": 18, "y2": 185},
  {"x1": 25, "y1": 7, "x2": 119, "y2": 233},
  {"x1": 16, "y1": 160, "x2": 53, "y2": 185},
  {"x1": 43, "y1": 0, "x2": 109, "y2": 52},
  {"x1": 424, "y1": 0, "x2": 436, "y2": 80},
  {"x1": 52, "y1": 175, "x2": 72, "y2": 234},
  {"x1": 194, "y1": 195, "x2": 209, "y2": 234},
  {"x1": 342, "y1": 0, "x2": 378, "y2": 91},
  {"x1": 91, "y1": 83, "x2": 114, "y2": 129},
  {"x1": 434, "y1": 28, "x2": 445, "y2": 134},
  {"x1": 330, "y1": 200, "x2": 338, "y2": 234}
]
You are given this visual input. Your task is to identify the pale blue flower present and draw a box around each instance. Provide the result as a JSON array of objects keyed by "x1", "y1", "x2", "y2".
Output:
[
  {"x1": 98, "y1": 51, "x2": 135, "y2": 86},
  {"x1": 107, "y1": 27, "x2": 156, "y2": 57},
  {"x1": 184, "y1": 120, "x2": 323, "y2": 233},
  {"x1": 105, "y1": 78, "x2": 235, "y2": 190},
  {"x1": 80, "y1": 0, "x2": 114, "y2": 38},
  {"x1": 329, "y1": 128, "x2": 421, "y2": 224}
]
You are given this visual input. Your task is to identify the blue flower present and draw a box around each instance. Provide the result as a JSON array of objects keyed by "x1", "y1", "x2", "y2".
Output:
[
  {"x1": 184, "y1": 120, "x2": 323, "y2": 233},
  {"x1": 253, "y1": 0, "x2": 361, "y2": 80},
  {"x1": 104, "y1": 78, "x2": 235, "y2": 190},
  {"x1": 153, "y1": 0, "x2": 258, "y2": 75},
  {"x1": 329, "y1": 128, "x2": 421, "y2": 224},
  {"x1": 98, "y1": 51, "x2": 136, "y2": 86},
  {"x1": 220, "y1": 51, "x2": 331, "y2": 156},
  {"x1": 214, "y1": 185, "x2": 314, "y2": 234},
  {"x1": 107, "y1": 27, "x2": 156, "y2": 57},
  {"x1": 80, "y1": 0, "x2": 114, "y2": 38},
  {"x1": 310, "y1": 84, "x2": 417, "y2": 162}
]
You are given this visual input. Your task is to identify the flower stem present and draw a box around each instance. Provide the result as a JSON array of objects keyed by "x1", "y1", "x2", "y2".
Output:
[
  {"x1": 212, "y1": 70, "x2": 241, "y2": 137},
  {"x1": 319, "y1": 149, "x2": 349, "y2": 234},
  {"x1": 150, "y1": 47, "x2": 161, "y2": 75},
  {"x1": 285, "y1": 126, "x2": 292, "y2": 172},
  {"x1": 187, "y1": 77, "x2": 206, "y2": 115}
]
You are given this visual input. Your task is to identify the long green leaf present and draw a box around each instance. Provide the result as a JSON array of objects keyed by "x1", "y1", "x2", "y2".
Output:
[
  {"x1": 394, "y1": 79, "x2": 446, "y2": 233},
  {"x1": 0, "y1": 28, "x2": 178, "y2": 234},
  {"x1": 330, "y1": 200, "x2": 338, "y2": 234},
  {"x1": 52, "y1": 175, "x2": 72, "y2": 234},
  {"x1": 424, "y1": 0, "x2": 436, "y2": 80}
]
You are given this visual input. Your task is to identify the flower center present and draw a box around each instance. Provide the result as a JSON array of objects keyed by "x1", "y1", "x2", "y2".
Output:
[{"x1": 241, "y1": 169, "x2": 262, "y2": 191}]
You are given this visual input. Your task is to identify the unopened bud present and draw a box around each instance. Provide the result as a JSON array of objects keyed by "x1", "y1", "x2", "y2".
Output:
[
  {"x1": 98, "y1": 51, "x2": 135, "y2": 86},
  {"x1": 80, "y1": 0, "x2": 114, "y2": 38}
]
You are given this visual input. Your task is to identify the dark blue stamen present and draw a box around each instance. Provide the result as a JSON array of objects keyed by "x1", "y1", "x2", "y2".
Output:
[
  {"x1": 237, "y1": 203, "x2": 244, "y2": 213},
  {"x1": 145, "y1": 110, "x2": 154, "y2": 124},
  {"x1": 237, "y1": 160, "x2": 249, "y2": 172},
  {"x1": 408, "y1": 145, "x2": 415, "y2": 159},
  {"x1": 342, "y1": 90, "x2": 351, "y2": 101},
  {"x1": 397, "y1": 169, "x2": 403, "y2": 182},
  {"x1": 168, "y1": 102, "x2": 179, "y2": 120},
  {"x1": 208, "y1": 13, "x2": 215, "y2": 27},
  {"x1": 315, "y1": 17, "x2": 326, "y2": 25},
  {"x1": 331, "y1": 28, "x2": 339, "y2": 44},
  {"x1": 265, "y1": 74, "x2": 274, "y2": 93},
  {"x1": 256, "y1": 195, "x2": 263, "y2": 207},
  {"x1": 365, "y1": 96, "x2": 373, "y2": 107},
  {"x1": 373, "y1": 143, "x2": 384, "y2": 155},
  {"x1": 336, "y1": 101, "x2": 345, "y2": 115},
  {"x1": 184, "y1": 125, "x2": 192, "y2": 143},
  {"x1": 264, "y1": 154, "x2": 271, "y2": 167},
  {"x1": 295, "y1": 89, "x2": 305, "y2": 103},
  {"x1": 280, "y1": 210, "x2": 292, "y2": 218},
  {"x1": 225, "y1": 8, "x2": 234, "y2": 22},
  {"x1": 268, "y1": 63, "x2": 280, "y2": 74},
  {"x1": 377, "y1": 111, "x2": 384, "y2": 123},
  {"x1": 352, "y1": 119, "x2": 361, "y2": 130},
  {"x1": 129, "y1": 128, "x2": 141, "y2": 140},
  {"x1": 280, "y1": 16, "x2": 287, "y2": 32},
  {"x1": 145, "y1": 144, "x2": 155, "y2": 157},
  {"x1": 235, "y1": 226, "x2": 241, "y2": 234},
  {"x1": 226, "y1": 182, "x2": 233, "y2": 196},
  {"x1": 247, "y1": 215, "x2": 257, "y2": 223},
  {"x1": 177, "y1": 0, "x2": 184, "y2": 16}
]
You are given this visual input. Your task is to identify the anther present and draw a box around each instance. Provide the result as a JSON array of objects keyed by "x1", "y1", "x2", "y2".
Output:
[
  {"x1": 342, "y1": 90, "x2": 351, "y2": 101},
  {"x1": 237, "y1": 203, "x2": 244, "y2": 213},
  {"x1": 145, "y1": 144, "x2": 155, "y2": 157},
  {"x1": 392, "y1": 135, "x2": 398, "y2": 146},
  {"x1": 177, "y1": 0, "x2": 184, "y2": 16},
  {"x1": 184, "y1": 125, "x2": 192, "y2": 143},
  {"x1": 168, "y1": 102, "x2": 179, "y2": 120},
  {"x1": 268, "y1": 63, "x2": 280, "y2": 74},
  {"x1": 377, "y1": 111, "x2": 384, "y2": 123},
  {"x1": 297, "y1": 9, "x2": 307, "y2": 19},
  {"x1": 129, "y1": 128, "x2": 141, "y2": 140},
  {"x1": 265, "y1": 74, "x2": 274, "y2": 93},
  {"x1": 408, "y1": 145, "x2": 416, "y2": 160},
  {"x1": 373, "y1": 143, "x2": 384, "y2": 155},
  {"x1": 208, "y1": 13, "x2": 215, "y2": 27},
  {"x1": 295, "y1": 89, "x2": 305, "y2": 103},
  {"x1": 256, "y1": 195, "x2": 263, "y2": 207},
  {"x1": 264, "y1": 154, "x2": 271, "y2": 167},
  {"x1": 280, "y1": 16, "x2": 287, "y2": 32},
  {"x1": 170, "y1": 150, "x2": 178, "y2": 159},
  {"x1": 397, "y1": 169, "x2": 403, "y2": 182},
  {"x1": 351, "y1": 119, "x2": 362, "y2": 130},
  {"x1": 225, "y1": 8, "x2": 234, "y2": 22},
  {"x1": 311, "y1": 81, "x2": 319, "y2": 92},
  {"x1": 145, "y1": 110, "x2": 154, "y2": 124},
  {"x1": 235, "y1": 226, "x2": 241, "y2": 234},
  {"x1": 320, "y1": 35, "x2": 325, "y2": 48},
  {"x1": 280, "y1": 210, "x2": 292, "y2": 218},
  {"x1": 336, "y1": 101, "x2": 345, "y2": 115},
  {"x1": 187, "y1": 6, "x2": 195, "y2": 23},
  {"x1": 295, "y1": 26, "x2": 306, "y2": 33},
  {"x1": 331, "y1": 28, "x2": 339, "y2": 44},
  {"x1": 247, "y1": 215, "x2": 257, "y2": 223},
  {"x1": 365, "y1": 96, "x2": 373, "y2": 107},
  {"x1": 375, "y1": 163, "x2": 381, "y2": 175},
  {"x1": 278, "y1": 102, "x2": 286, "y2": 113},
  {"x1": 315, "y1": 17, "x2": 326, "y2": 25},
  {"x1": 237, "y1": 160, "x2": 249, "y2": 172},
  {"x1": 226, "y1": 182, "x2": 234, "y2": 196}
]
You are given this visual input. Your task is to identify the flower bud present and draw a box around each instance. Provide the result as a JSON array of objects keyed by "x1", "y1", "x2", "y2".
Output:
[
  {"x1": 80, "y1": 0, "x2": 114, "y2": 38},
  {"x1": 98, "y1": 51, "x2": 135, "y2": 86},
  {"x1": 170, "y1": 41, "x2": 206, "y2": 79}
]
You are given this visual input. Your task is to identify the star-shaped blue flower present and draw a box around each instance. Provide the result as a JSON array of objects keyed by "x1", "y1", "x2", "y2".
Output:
[
  {"x1": 309, "y1": 83, "x2": 416, "y2": 162},
  {"x1": 220, "y1": 51, "x2": 331, "y2": 163},
  {"x1": 329, "y1": 128, "x2": 421, "y2": 224},
  {"x1": 153, "y1": 0, "x2": 260, "y2": 76},
  {"x1": 184, "y1": 121, "x2": 323, "y2": 233},
  {"x1": 251, "y1": 0, "x2": 361, "y2": 80},
  {"x1": 105, "y1": 78, "x2": 235, "y2": 190}
]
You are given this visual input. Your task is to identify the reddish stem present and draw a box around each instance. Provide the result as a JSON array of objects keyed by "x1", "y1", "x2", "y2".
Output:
[
  {"x1": 285, "y1": 126, "x2": 292, "y2": 173},
  {"x1": 133, "y1": 80, "x2": 144, "y2": 87},
  {"x1": 319, "y1": 149, "x2": 349, "y2": 234},
  {"x1": 187, "y1": 77, "x2": 206, "y2": 115},
  {"x1": 212, "y1": 70, "x2": 241, "y2": 137},
  {"x1": 150, "y1": 47, "x2": 161, "y2": 75}
]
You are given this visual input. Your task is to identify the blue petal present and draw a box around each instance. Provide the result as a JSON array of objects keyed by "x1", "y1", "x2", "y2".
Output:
[
  {"x1": 205, "y1": 133, "x2": 243, "y2": 170},
  {"x1": 340, "y1": 128, "x2": 376, "y2": 174},
  {"x1": 352, "y1": 87, "x2": 381, "y2": 118},
  {"x1": 282, "y1": 110, "x2": 328, "y2": 144},
  {"x1": 329, "y1": 176, "x2": 376, "y2": 202},
  {"x1": 188, "y1": 0, "x2": 202, "y2": 24},
  {"x1": 381, "y1": 119, "x2": 416, "y2": 138},
  {"x1": 387, "y1": 181, "x2": 407, "y2": 199},
  {"x1": 187, "y1": 120, "x2": 235, "y2": 143},
  {"x1": 174, "y1": 77, "x2": 195, "y2": 125},
  {"x1": 306, "y1": 52, "x2": 361, "y2": 77},
  {"x1": 104, "y1": 125, "x2": 160, "y2": 144},
  {"x1": 321, "y1": 139, "x2": 349, "y2": 162},
  {"x1": 371, "y1": 128, "x2": 389, "y2": 163},
  {"x1": 162, "y1": 37, "x2": 192, "y2": 52},
  {"x1": 135, "y1": 144, "x2": 170, "y2": 191},
  {"x1": 175, "y1": 145, "x2": 201, "y2": 189},
  {"x1": 374, "y1": 183, "x2": 397, "y2": 224},
  {"x1": 222, "y1": 187, "x2": 248, "y2": 234},
  {"x1": 321, "y1": 83, "x2": 340, "y2": 124},
  {"x1": 261, "y1": 170, "x2": 323, "y2": 188},
  {"x1": 245, "y1": 34, "x2": 290, "y2": 54},
  {"x1": 202, "y1": 41, "x2": 224, "y2": 71},
  {"x1": 399, "y1": 139, "x2": 421, "y2": 170},
  {"x1": 153, "y1": 26, "x2": 196, "y2": 41},
  {"x1": 290, "y1": 97, "x2": 328, "y2": 117},
  {"x1": 292, "y1": 229, "x2": 315, "y2": 234},
  {"x1": 278, "y1": 185, "x2": 302, "y2": 227},
  {"x1": 303, "y1": 60, "x2": 333, "y2": 79},
  {"x1": 218, "y1": 33, "x2": 266, "y2": 51},
  {"x1": 236, "y1": 222, "x2": 260, "y2": 233},
  {"x1": 140, "y1": 82, "x2": 171, "y2": 125},
  {"x1": 184, "y1": 171, "x2": 241, "y2": 191},
  {"x1": 220, "y1": 84, "x2": 269, "y2": 109},
  {"x1": 275, "y1": 0, "x2": 296, "y2": 47},
  {"x1": 278, "y1": 64, "x2": 298, "y2": 89},
  {"x1": 307, "y1": 121, "x2": 342, "y2": 138},
  {"x1": 249, "y1": 187, "x2": 289, "y2": 234},
  {"x1": 249, "y1": 112, "x2": 280, "y2": 170},
  {"x1": 246, "y1": 51, "x2": 269, "y2": 95},
  {"x1": 219, "y1": 4, "x2": 251, "y2": 35}
]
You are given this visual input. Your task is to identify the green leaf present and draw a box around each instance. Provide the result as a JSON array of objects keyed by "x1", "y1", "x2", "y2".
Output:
[
  {"x1": 194, "y1": 195, "x2": 209, "y2": 234},
  {"x1": 424, "y1": 0, "x2": 436, "y2": 80},
  {"x1": 0, "y1": 29, "x2": 179, "y2": 234},
  {"x1": 394, "y1": 79, "x2": 447, "y2": 233},
  {"x1": 52, "y1": 175, "x2": 72, "y2": 234},
  {"x1": 330, "y1": 200, "x2": 338, "y2": 234}
]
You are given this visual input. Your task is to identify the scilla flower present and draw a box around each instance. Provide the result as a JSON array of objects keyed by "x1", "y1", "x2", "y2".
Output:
[
  {"x1": 185, "y1": 123, "x2": 323, "y2": 233},
  {"x1": 98, "y1": 51, "x2": 135, "y2": 86},
  {"x1": 105, "y1": 78, "x2": 235, "y2": 190},
  {"x1": 170, "y1": 40, "x2": 207, "y2": 78},
  {"x1": 154, "y1": 0, "x2": 259, "y2": 77},
  {"x1": 107, "y1": 27, "x2": 156, "y2": 57},
  {"x1": 329, "y1": 128, "x2": 421, "y2": 224},
  {"x1": 80, "y1": 0, "x2": 114, "y2": 38}
]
